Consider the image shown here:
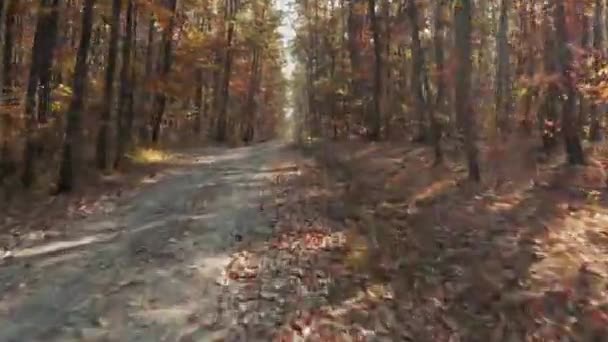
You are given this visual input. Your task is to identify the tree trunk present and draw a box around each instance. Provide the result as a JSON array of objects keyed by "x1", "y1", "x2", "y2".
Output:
[
  {"x1": 455, "y1": 0, "x2": 480, "y2": 181},
  {"x1": 554, "y1": 0, "x2": 585, "y2": 165},
  {"x1": 433, "y1": 0, "x2": 447, "y2": 116},
  {"x1": 579, "y1": 11, "x2": 591, "y2": 136},
  {"x1": 519, "y1": 1, "x2": 536, "y2": 134},
  {"x1": 194, "y1": 69, "x2": 204, "y2": 134},
  {"x1": 151, "y1": 0, "x2": 178, "y2": 144},
  {"x1": 22, "y1": 0, "x2": 61, "y2": 187},
  {"x1": 408, "y1": 0, "x2": 427, "y2": 142},
  {"x1": 242, "y1": 48, "x2": 260, "y2": 143},
  {"x1": 495, "y1": 0, "x2": 510, "y2": 133},
  {"x1": 590, "y1": 0, "x2": 604, "y2": 141},
  {"x1": 216, "y1": 16, "x2": 236, "y2": 142},
  {"x1": 347, "y1": 0, "x2": 364, "y2": 129},
  {"x1": 0, "y1": 1, "x2": 18, "y2": 182},
  {"x1": 0, "y1": 1, "x2": 5, "y2": 92},
  {"x1": 36, "y1": 0, "x2": 60, "y2": 125},
  {"x1": 56, "y1": 0, "x2": 95, "y2": 193},
  {"x1": 95, "y1": 0, "x2": 121, "y2": 170},
  {"x1": 114, "y1": 0, "x2": 135, "y2": 169},
  {"x1": 541, "y1": 3, "x2": 558, "y2": 152},
  {"x1": 140, "y1": 15, "x2": 155, "y2": 142},
  {"x1": 367, "y1": 0, "x2": 382, "y2": 140},
  {"x1": 2, "y1": 1, "x2": 17, "y2": 98}
]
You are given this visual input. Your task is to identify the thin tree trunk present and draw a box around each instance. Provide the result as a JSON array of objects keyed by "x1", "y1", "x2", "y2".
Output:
[
  {"x1": 408, "y1": 0, "x2": 427, "y2": 142},
  {"x1": 554, "y1": 0, "x2": 585, "y2": 165},
  {"x1": 455, "y1": 0, "x2": 480, "y2": 181},
  {"x1": 541, "y1": 3, "x2": 558, "y2": 152},
  {"x1": 194, "y1": 69, "x2": 203, "y2": 134},
  {"x1": 56, "y1": 0, "x2": 96, "y2": 193},
  {"x1": 151, "y1": 0, "x2": 178, "y2": 144},
  {"x1": 367, "y1": 0, "x2": 382, "y2": 140},
  {"x1": 433, "y1": 0, "x2": 446, "y2": 116},
  {"x1": 216, "y1": 16, "x2": 236, "y2": 142},
  {"x1": 579, "y1": 11, "x2": 591, "y2": 135},
  {"x1": 495, "y1": 0, "x2": 510, "y2": 133},
  {"x1": 242, "y1": 48, "x2": 260, "y2": 143},
  {"x1": 95, "y1": 0, "x2": 121, "y2": 170},
  {"x1": 347, "y1": 0, "x2": 364, "y2": 130},
  {"x1": 2, "y1": 1, "x2": 17, "y2": 98},
  {"x1": 114, "y1": 0, "x2": 135, "y2": 169},
  {"x1": 141, "y1": 15, "x2": 155, "y2": 142},
  {"x1": 590, "y1": 0, "x2": 604, "y2": 141}
]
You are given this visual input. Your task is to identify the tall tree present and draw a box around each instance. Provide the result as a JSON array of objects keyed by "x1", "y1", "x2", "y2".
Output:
[
  {"x1": 151, "y1": 0, "x2": 178, "y2": 143},
  {"x1": 56, "y1": 0, "x2": 96, "y2": 192},
  {"x1": 216, "y1": 0, "x2": 240, "y2": 142},
  {"x1": 367, "y1": 0, "x2": 382, "y2": 140},
  {"x1": 0, "y1": 1, "x2": 19, "y2": 182},
  {"x1": 433, "y1": 0, "x2": 447, "y2": 117},
  {"x1": 495, "y1": 0, "x2": 510, "y2": 133},
  {"x1": 408, "y1": 0, "x2": 427, "y2": 142},
  {"x1": 22, "y1": 0, "x2": 61, "y2": 187},
  {"x1": 95, "y1": 0, "x2": 121, "y2": 170},
  {"x1": 347, "y1": 0, "x2": 364, "y2": 129},
  {"x1": 589, "y1": 0, "x2": 604, "y2": 141},
  {"x1": 114, "y1": 0, "x2": 135, "y2": 169},
  {"x1": 455, "y1": 0, "x2": 480, "y2": 181},
  {"x1": 554, "y1": 0, "x2": 585, "y2": 165},
  {"x1": 141, "y1": 14, "x2": 156, "y2": 141}
]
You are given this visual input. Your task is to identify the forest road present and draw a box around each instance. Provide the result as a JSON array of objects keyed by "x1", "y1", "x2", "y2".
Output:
[{"x1": 0, "y1": 141, "x2": 296, "y2": 341}]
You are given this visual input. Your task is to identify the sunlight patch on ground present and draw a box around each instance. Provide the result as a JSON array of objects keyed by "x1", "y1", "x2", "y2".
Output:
[
  {"x1": 528, "y1": 209, "x2": 608, "y2": 298},
  {"x1": 133, "y1": 303, "x2": 197, "y2": 325},
  {"x1": 128, "y1": 148, "x2": 172, "y2": 164},
  {"x1": 408, "y1": 179, "x2": 457, "y2": 204},
  {"x1": 8, "y1": 232, "x2": 116, "y2": 259},
  {"x1": 485, "y1": 192, "x2": 527, "y2": 213},
  {"x1": 344, "y1": 230, "x2": 370, "y2": 271}
]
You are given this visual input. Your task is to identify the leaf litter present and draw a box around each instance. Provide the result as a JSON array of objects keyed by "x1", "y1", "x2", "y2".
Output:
[{"x1": 217, "y1": 140, "x2": 608, "y2": 341}]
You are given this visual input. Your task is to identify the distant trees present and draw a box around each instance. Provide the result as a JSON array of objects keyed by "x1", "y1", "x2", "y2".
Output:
[
  {"x1": 292, "y1": 0, "x2": 607, "y2": 180},
  {"x1": 0, "y1": 0, "x2": 287, "y2": 193}
]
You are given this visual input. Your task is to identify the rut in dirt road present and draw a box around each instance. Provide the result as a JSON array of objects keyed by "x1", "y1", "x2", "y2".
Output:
[{"x1": 0, "y1": 142, "x2": 297, "y2": 341}]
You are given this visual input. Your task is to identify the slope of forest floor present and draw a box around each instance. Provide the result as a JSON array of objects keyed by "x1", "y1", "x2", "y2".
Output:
[
  {"x1": 223, "y1": 138, "x2": 608, "y2": 341},
  {"x1": 2, "y1": 139, "x2": 608, "y2": 341}
]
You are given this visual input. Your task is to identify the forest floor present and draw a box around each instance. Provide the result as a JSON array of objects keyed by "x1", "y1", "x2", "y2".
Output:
[{"x1": 1, "y1": 138, "x2": 608, "y2": 341}]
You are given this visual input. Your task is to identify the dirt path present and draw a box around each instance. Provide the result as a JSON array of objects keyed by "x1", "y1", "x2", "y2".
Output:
[{"x1": 0, "y1": 142, "x2": 296, "y2": 342}]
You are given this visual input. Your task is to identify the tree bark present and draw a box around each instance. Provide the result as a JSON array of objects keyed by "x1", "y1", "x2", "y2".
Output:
[
  {"x1": 589, "y1": 0, "x2": 604, "y2": 141},
  {"x1": 151, "y1": 0, "x2": 178, "y2": 144},
  {"x1": 347, "y1": 0, "x2": 364, "y2": 130},
  {"x1": 56, "y1": 0, "x2": 96, "y2": 193},
  {"x1": 367, "y1": 0, "x2": 382, "y2": 140},
  {"x1": 495, "y1": 0, "x2": 510, "y2": 133},
  {"x1": 433, "y1": 0, "x2": 447, "y2": 116},
  {"x1": 141, "y1": 15, "x2": 155, "y2": 142},
  {"x1": 22, "y1": 0, "x2": 61, "y2": 187},
  {"x1": 0, "y1": 1, "x2": 18, "y2": 182},
  {"x1": 95, "y1": 0, "x2": 121, "y2": 170},
  {"x1": 216, "y1": 2, "x2": 238, "y2": 142},
  {"x1": 455, "y1": 0, "x2": 480, "y2": 181},
  {"x1": 114, "y1": 0, "x2": 135, "y2": 169},
  {"x1": 554, "y1": 0, "x2": 585, "y2": 165},
  {"x1": 408, "y1": 0, "x2": 427, "y2": 142}
]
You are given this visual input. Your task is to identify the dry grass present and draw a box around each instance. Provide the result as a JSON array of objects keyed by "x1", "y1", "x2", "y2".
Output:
[{"x1": 127, "y1": 148, "x2": 173, "y2": 164}]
